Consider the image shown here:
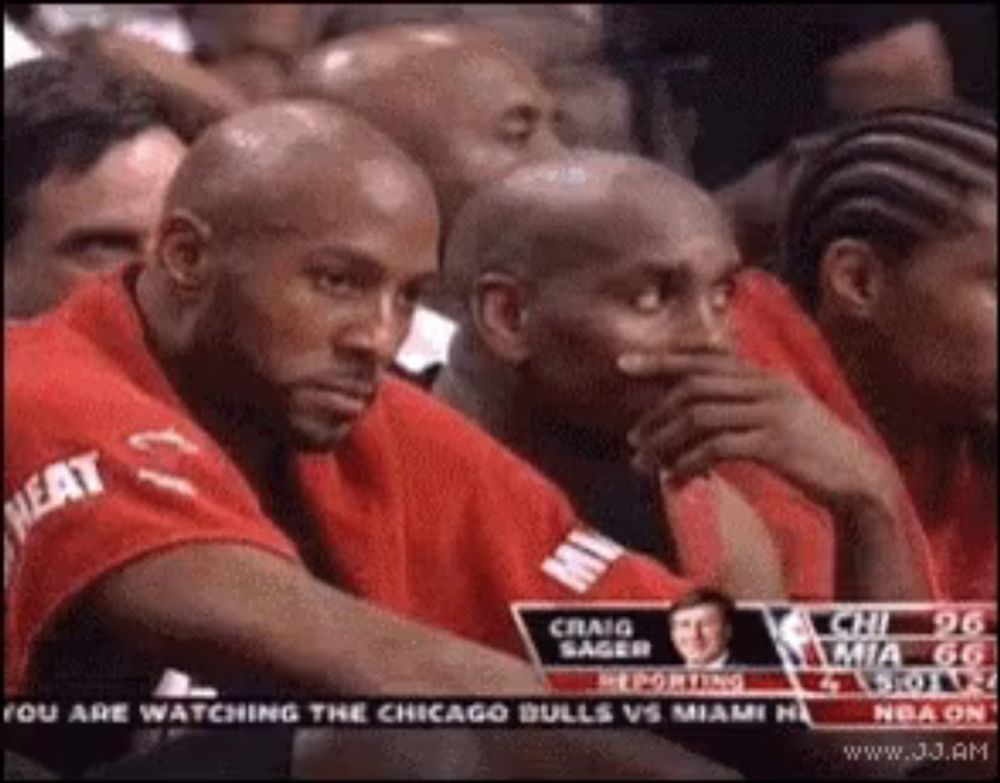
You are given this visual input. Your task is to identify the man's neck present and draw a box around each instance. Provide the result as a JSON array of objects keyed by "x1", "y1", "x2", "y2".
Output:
[
  {"x1": 189, "y1": 400, "x2": 286, "y2": 488},
  {"x1": 433, "y1": 341, "x2": 526, "y2": 448},
  {"x1": 133, "y1": 267, "x2": 285, "y2": 489},
  {"x1": 824, "y1": 322, "x2": 962, "y2": 458},
  {"x1": 817, "y1": 322, "x2": 996, "y2": 516}
]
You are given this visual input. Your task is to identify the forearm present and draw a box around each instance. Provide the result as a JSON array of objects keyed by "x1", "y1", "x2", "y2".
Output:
[
  {"x1": 90, "y1": 546, "x2": 740, "y2": 778},
  {"x1": 91, "y1": 544, "x2": 545, "y2": 696},
  {"x1": 263, "y1": 587, "x2": 548, "y2": 696}
]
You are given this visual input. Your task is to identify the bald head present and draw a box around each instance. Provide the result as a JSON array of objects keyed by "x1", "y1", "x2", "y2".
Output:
[
  {"x1": 445, "y1": 151, "x2": 733, "y2": 303},
  {"x1": 289, "y1": 24, "x2": 562, "y2": 229},
  {"x1": 164, "y1": 99, "x2": 436, "y2": 246},
  {"x1": 440, "y1": 151, "x2": 741, "y2": 438},
  {"x1": 292, "y1": 23, "x2": 515, "y2": 93}
]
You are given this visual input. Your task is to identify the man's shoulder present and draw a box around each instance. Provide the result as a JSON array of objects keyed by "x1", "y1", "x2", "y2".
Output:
[
  {"x1": 7, "y1": 314, "x2": 135, "y2": 414},
  {"x1": 378, "y1": 374, "x2": 468, "y2": 426},
  {"x1": 5, "y1": 310, "x2": 187, "y2": 467},
  {"x1": 10, "y1": 328, "x2": 100, "y2": 434},
  {"x1": 379, "y1": 377, "x2": 525, "y2": 461},
  {"x1": 372, "y1": 376, "x2": 565, "y2": 498}
]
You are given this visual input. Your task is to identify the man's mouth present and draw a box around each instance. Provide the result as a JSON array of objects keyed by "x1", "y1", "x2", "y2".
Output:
[
  {"x1": 295, "y1": 378, "x2": 379, "y2": 419},
  {"x1": 317, "y1": 377, "x2": 377, "y2": 402}
]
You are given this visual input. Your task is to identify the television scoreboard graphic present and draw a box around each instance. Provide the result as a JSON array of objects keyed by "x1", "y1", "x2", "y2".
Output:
[{"x1": 512, "y1": 602, "x2": 997, "y2": 731}]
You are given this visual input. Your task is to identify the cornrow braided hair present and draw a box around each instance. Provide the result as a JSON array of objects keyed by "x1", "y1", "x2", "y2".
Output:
[{"x1": 780, "y1": 105, "x2": 997, "y2": 310}]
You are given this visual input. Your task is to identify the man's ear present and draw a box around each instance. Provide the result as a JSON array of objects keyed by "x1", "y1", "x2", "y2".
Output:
[
  {"x1": 153, "y1": 210, "x2": 214, "y2": 294},
  {"x1": 473, "y1": 271, "x2": 531, "y2": 364},
  {"x1": 817, "y1": 237, "x2": 886, "y2": 320}
]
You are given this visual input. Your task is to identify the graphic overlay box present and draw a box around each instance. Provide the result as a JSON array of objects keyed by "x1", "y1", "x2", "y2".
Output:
[{"x1": 512, "y1": 602, "x2": 997, "y2": 732}]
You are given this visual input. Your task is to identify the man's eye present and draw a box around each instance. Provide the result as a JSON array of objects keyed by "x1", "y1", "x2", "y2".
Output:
[
  {"x1": 311, "y1": 270, "x2": 357, "y2": 296},
  {"x1": 632, "y1": 286, "x2": 664, "y2": 313},
  {"x1": 499, "y1": 123, "x2": 534, "y2": 146},
  {"x1": 711, "y1": 279, "x2": 737, "y2": 312},
  {"x1": 64, "y1": 235, "x2": 141, "y2": 265},
  {"x1": 498, "y1": 107, "x2": 539, "y2": 146}
]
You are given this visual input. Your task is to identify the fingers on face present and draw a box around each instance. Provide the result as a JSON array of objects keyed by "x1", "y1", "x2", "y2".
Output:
[
  {"x1": 635, "y1": 401, "x2": 770, "y2": 466},
  {"x1": 622, "y1": 355, "x2": 797, "y2": 479},
  {"x1": 629, "y1": 370, "x2": 777, "y2": 445},
  {"x1": 617, "y1": 350, "x2": 742, "y2": 377}
]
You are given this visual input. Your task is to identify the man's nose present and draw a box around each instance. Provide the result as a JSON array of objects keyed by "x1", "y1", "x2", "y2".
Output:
[
  {"x1": 532, "y1": 126, "x2": 565, "y2": 160},
  {"x1": 340, "y1": 295, "x2": 409, "y2": 366},
  {"x1": 676, "y1": 298, "x2": 729, "y2": 354}
]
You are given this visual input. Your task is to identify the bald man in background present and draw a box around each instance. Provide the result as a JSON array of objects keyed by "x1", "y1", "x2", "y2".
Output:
[
  {"x1": 6, "y1": 100, "x2": 731, "y2": 777},
  {"x1": 287, "y1": 24, "x2": 566, "y2": 372},
  {"x1": 289, "y1": 23, "x2": 562, "y2": 232}
]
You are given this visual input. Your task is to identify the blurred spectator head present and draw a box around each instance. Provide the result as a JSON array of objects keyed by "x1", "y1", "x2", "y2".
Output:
[
  {"x1": 64, "y1": 28, "x2": 248, "y2": 143},
  {"x1": 4, "y1": 56, "x2": 186, "y2": 318},
  {"x1": 288, "y1": 23, "x2": 564, "y2": 232},
  {"x1": 183, "y1": 4, "x2": 304, "y2": 102},
  {"x1": 444, "y1": 151, "x2": 739, "y2": 438},
  {"x1": 782, "y1": 105, "x2": 997, "y2": 432},
  {"x1": 824, "y1": 20, "x2": 955, "y2": 117},
  {"x1": 714, "y1": 17, "x2": 961, "y2": 268}
]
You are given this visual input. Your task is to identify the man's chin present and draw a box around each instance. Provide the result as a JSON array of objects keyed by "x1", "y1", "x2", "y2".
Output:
[{"x1": 287, "y1": 416, "x2": 356, "y2": 452}]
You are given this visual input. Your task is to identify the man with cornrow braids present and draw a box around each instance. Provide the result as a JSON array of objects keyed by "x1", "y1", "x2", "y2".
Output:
[{"x1": 779, "y1": 105, "x2": 997, "y2": 600}]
